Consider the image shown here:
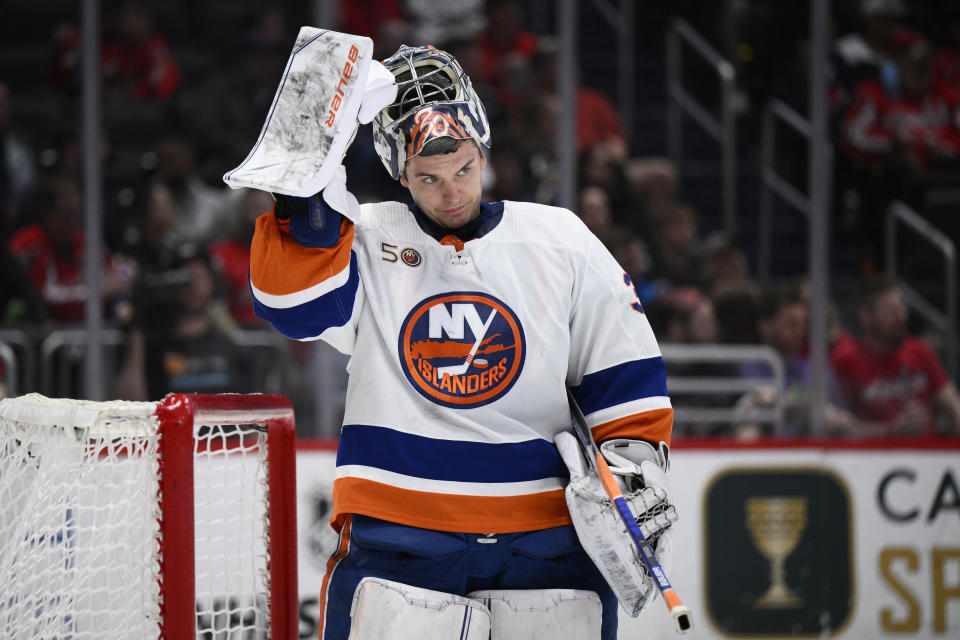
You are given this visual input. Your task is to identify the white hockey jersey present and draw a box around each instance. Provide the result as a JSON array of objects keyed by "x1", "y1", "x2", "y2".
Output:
[{"x1": 250, "y1": 199, "x2": 673, "y2": 533}]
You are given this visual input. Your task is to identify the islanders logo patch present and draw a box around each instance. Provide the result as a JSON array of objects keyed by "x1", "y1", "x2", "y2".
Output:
[{"x1": 398, "y1": 292, "x2": 525, "y2": 408}]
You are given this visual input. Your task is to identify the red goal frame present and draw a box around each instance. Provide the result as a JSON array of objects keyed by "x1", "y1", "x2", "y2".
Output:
[{"x1": 155, "y1": 393, "x2": 298, "y2": 639}]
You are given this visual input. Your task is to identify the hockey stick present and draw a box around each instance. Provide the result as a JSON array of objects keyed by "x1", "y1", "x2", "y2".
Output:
[
  {"x1": 436, "y1": 309, "x2": 497, "y2": 377},
  {"x1": 567, "y1": 391, "x2": 693, "y2": 634}
]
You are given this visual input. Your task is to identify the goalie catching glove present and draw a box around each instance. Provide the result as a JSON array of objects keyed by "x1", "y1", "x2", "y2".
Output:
[{"x1": 554, "y1": 432, "x2": 678, "y2": 617}]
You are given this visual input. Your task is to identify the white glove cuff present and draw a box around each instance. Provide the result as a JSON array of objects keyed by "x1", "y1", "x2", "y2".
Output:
[
  {"x1": 322, "y1": 165, "x2": 361, "y2": 223},
  {"x1": 600, "y1": 439, "x2": 671, "y2": 495},
  {"x1": 358, "y1": 61, "x2": 398, "y2": 124}
]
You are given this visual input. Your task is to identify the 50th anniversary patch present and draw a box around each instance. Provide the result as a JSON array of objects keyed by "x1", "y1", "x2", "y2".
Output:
[{"x1": 398, "y1": 292, "x2": 525, "y2": 408}]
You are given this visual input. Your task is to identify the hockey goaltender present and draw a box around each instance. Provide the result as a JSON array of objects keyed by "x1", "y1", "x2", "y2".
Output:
[{"x1": 226, "y1": 29, "x2": 680, "y2": 640}]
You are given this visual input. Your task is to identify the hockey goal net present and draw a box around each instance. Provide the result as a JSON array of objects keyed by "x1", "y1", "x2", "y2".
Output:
[{"x1": 0, "y1": 392, "x2": 297, "y2": 639}]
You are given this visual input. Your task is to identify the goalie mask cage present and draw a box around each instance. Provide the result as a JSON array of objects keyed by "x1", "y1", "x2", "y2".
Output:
[{"x1": 0, "y1": 393, "x2": 297, "y2": 639}]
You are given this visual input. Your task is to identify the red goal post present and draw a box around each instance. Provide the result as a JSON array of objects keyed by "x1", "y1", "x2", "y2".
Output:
[{"x1": 0, "y1": 392, "x2": 298, "y2": 639}]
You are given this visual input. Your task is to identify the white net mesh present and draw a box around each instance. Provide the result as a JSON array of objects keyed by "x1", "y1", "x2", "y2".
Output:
[
  {"x1": 0, "y1": 395, "x2": 162, "y2": 638},
  {"x1": 0, "y1": 394, "x2": 274, "y2": 639},
  {"x1": 194, "y1": 424, "x2": 270, "y2": 636}
]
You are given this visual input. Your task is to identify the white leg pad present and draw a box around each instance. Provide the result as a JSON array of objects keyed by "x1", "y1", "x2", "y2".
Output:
[
  {"x1": 466, "y1": 589, "x2": 602, "y2": 640},
  {"x1": 348, "y1": 577, "x2": 491, "y2": 640}
]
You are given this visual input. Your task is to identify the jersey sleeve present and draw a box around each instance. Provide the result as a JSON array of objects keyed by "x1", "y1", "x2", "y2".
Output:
[
  {"x1": 566, "y1": 228, "x2": 673, "y2": 446},
  {"x1": 248, "y1": 200, "x2": 363, "y2": 355}
]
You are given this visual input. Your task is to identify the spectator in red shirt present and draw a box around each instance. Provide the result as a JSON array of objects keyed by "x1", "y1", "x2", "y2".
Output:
[
  {"x1": 842, "y1": 29, "x2": 960, "y2": 172},
  {"x1": 103, "y1": 3, "x2": 181, "y2": 101},
  {"x1": 830, "y1": 277, "x2": 960, "y2": 436},
  {"x1": 8, "y1": 178, "x2": 134, "y2": 324},
  {"x1": 337, "y1": 0, "x2": 404, "y2": 40},
  {"x1": 8, "y1": 178, "x2": 87, "y2": 323},
  {"x1": 476, "y1": 0, "x2": 538, "y2": 90},
  {"x1": 50, "y1": 3, "x2": 181, "y2": 101},
  {"x1": 830, "y1": 0, "x2": 907, "y2": 115},
  {"x1": 528, "y1": 41, "x2": 627, "y2": 156},
  {"x1": 838, "y1": 28, "x2": 960, "y2": 270}
]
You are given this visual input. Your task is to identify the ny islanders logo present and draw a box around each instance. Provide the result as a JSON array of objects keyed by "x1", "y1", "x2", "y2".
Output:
[{"x1": 398, "y1": 292, "x2": 525, "y2": 408}]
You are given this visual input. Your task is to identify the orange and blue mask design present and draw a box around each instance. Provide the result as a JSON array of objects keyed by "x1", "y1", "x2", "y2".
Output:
[
  {"x1": 397, "y1": 103, "x2": 486, "y2": 159},
  {"x1": 398, "y1": 292, "x2": 525, "y2": 409},
  {"x1": 403, "y1": 105, "x2": 471, "y2": 158},
  {"x1": 372, "y1": 44, "x2": 492, "y2": 179}
]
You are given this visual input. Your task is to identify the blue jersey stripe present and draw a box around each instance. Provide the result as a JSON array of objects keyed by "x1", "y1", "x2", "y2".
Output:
[
  {"x1": 252, "y1": 252, "x2": 359, "y2": 340},
  {"x1": 337, "y1": 424, "x2": 569, "y2": 483},
  {"x1": 573, "y1": 357, "x2": 668, "y2": 415}
]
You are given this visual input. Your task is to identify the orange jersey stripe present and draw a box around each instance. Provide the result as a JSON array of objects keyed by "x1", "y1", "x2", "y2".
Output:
[
  {"x1": 317, "y1": 515, "x2": 352, "y2": 640},
  {"x1": 330, "y1": 477, "x2": 572, "y2": 534},
  {"x1": 590, "y1": 408, "x2": 674, "y2": 446},
  {"x1": 250, "y1": 207, "x2": 355, "y2": 296}
]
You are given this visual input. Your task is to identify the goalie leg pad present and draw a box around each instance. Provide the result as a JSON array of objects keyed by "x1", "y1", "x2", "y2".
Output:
[
  {"x1": 348, "y1": 577, "x2": 490, "y2": 640},
  {"x1": 467, "y1": 589, "x2": 602, "y2": 640}
]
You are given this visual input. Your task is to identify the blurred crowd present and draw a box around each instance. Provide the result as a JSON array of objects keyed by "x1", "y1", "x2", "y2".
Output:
[
  {"x1": 831, "y1": 0, "x2": 960, "y2": 271},
  {"x1": 0, "y1": 0, "x2": 958, "y2": 438}
]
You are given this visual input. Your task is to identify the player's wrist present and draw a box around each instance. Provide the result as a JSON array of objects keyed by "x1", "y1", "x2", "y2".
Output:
[
  {"x1": 272, "y1": 193, "x2": 304, "y2": 220},
  {"x1": 275, "y1": 193, "x2": 343, "y2": 248}
]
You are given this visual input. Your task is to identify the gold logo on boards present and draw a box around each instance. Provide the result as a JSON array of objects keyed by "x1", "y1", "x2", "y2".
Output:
[{"x1": 745, "y1": 496, "x2": 808, "y2": 609}]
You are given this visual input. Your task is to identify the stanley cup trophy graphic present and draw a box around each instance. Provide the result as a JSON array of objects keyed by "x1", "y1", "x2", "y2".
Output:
[{"x1": 745, "y1": 497, "x2": 808, "y2": 608}]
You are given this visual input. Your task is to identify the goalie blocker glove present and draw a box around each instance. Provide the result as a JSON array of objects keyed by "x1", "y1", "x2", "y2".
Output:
[
  {"x1": 599, "y1": 438, "x2": 675, "y2": 577},
  {"x1": 223, "y1": 28, "x2": 397, "y2": 197},
  {"x1": 555, "y1": 432, "x2": 678, "y2": 617}
]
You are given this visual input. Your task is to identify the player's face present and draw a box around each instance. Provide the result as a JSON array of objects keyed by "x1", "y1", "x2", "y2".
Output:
[{"x1": 401, "y1": 142, "x2": 486, "y2": 229}]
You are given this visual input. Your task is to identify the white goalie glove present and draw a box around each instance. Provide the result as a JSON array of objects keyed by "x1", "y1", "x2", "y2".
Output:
[
  {"x1": 223, "y1": 27, "x2": 397, "y2": 198},
  {"x1": 555, "y1": 432, "x2": 678, "y2": 617}
]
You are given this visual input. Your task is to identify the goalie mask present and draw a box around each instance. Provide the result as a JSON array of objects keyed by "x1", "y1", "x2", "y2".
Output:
[{"x1": 372, "y1": 45, "x2": 491, "y2": 180}]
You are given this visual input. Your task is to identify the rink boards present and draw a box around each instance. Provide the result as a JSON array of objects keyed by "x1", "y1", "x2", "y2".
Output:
[{"x1": 295, "y1": 438, "x2": 959, "y2": 640}]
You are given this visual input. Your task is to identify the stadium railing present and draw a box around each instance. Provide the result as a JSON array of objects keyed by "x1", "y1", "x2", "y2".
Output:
[
  {"x1": 665, "y1": 17, "x2": 738, "y2": 236},
  {"x1": 6, "y1": 331, "x2": 789, "y2": 437},
  {"x1": 757, "y1": 98, "x2": 833, "y2": 283},
  {"x1": 661, "y1": 343, "x2": 786, "y2": 435},
  {"x1": 0, "y1": 328, "x2": 36, "y2": 398},
  {"x1": 886, "y1": 200, "x2": 957, "y2": 378},
  {"x1": 28, "y1": 327, "x2": 287, "y2": 398}
]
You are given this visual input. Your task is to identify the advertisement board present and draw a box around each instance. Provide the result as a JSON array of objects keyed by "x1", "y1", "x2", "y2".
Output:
[{"x1": 293, "y1": 439, "x2": 960, "y2": 639}]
